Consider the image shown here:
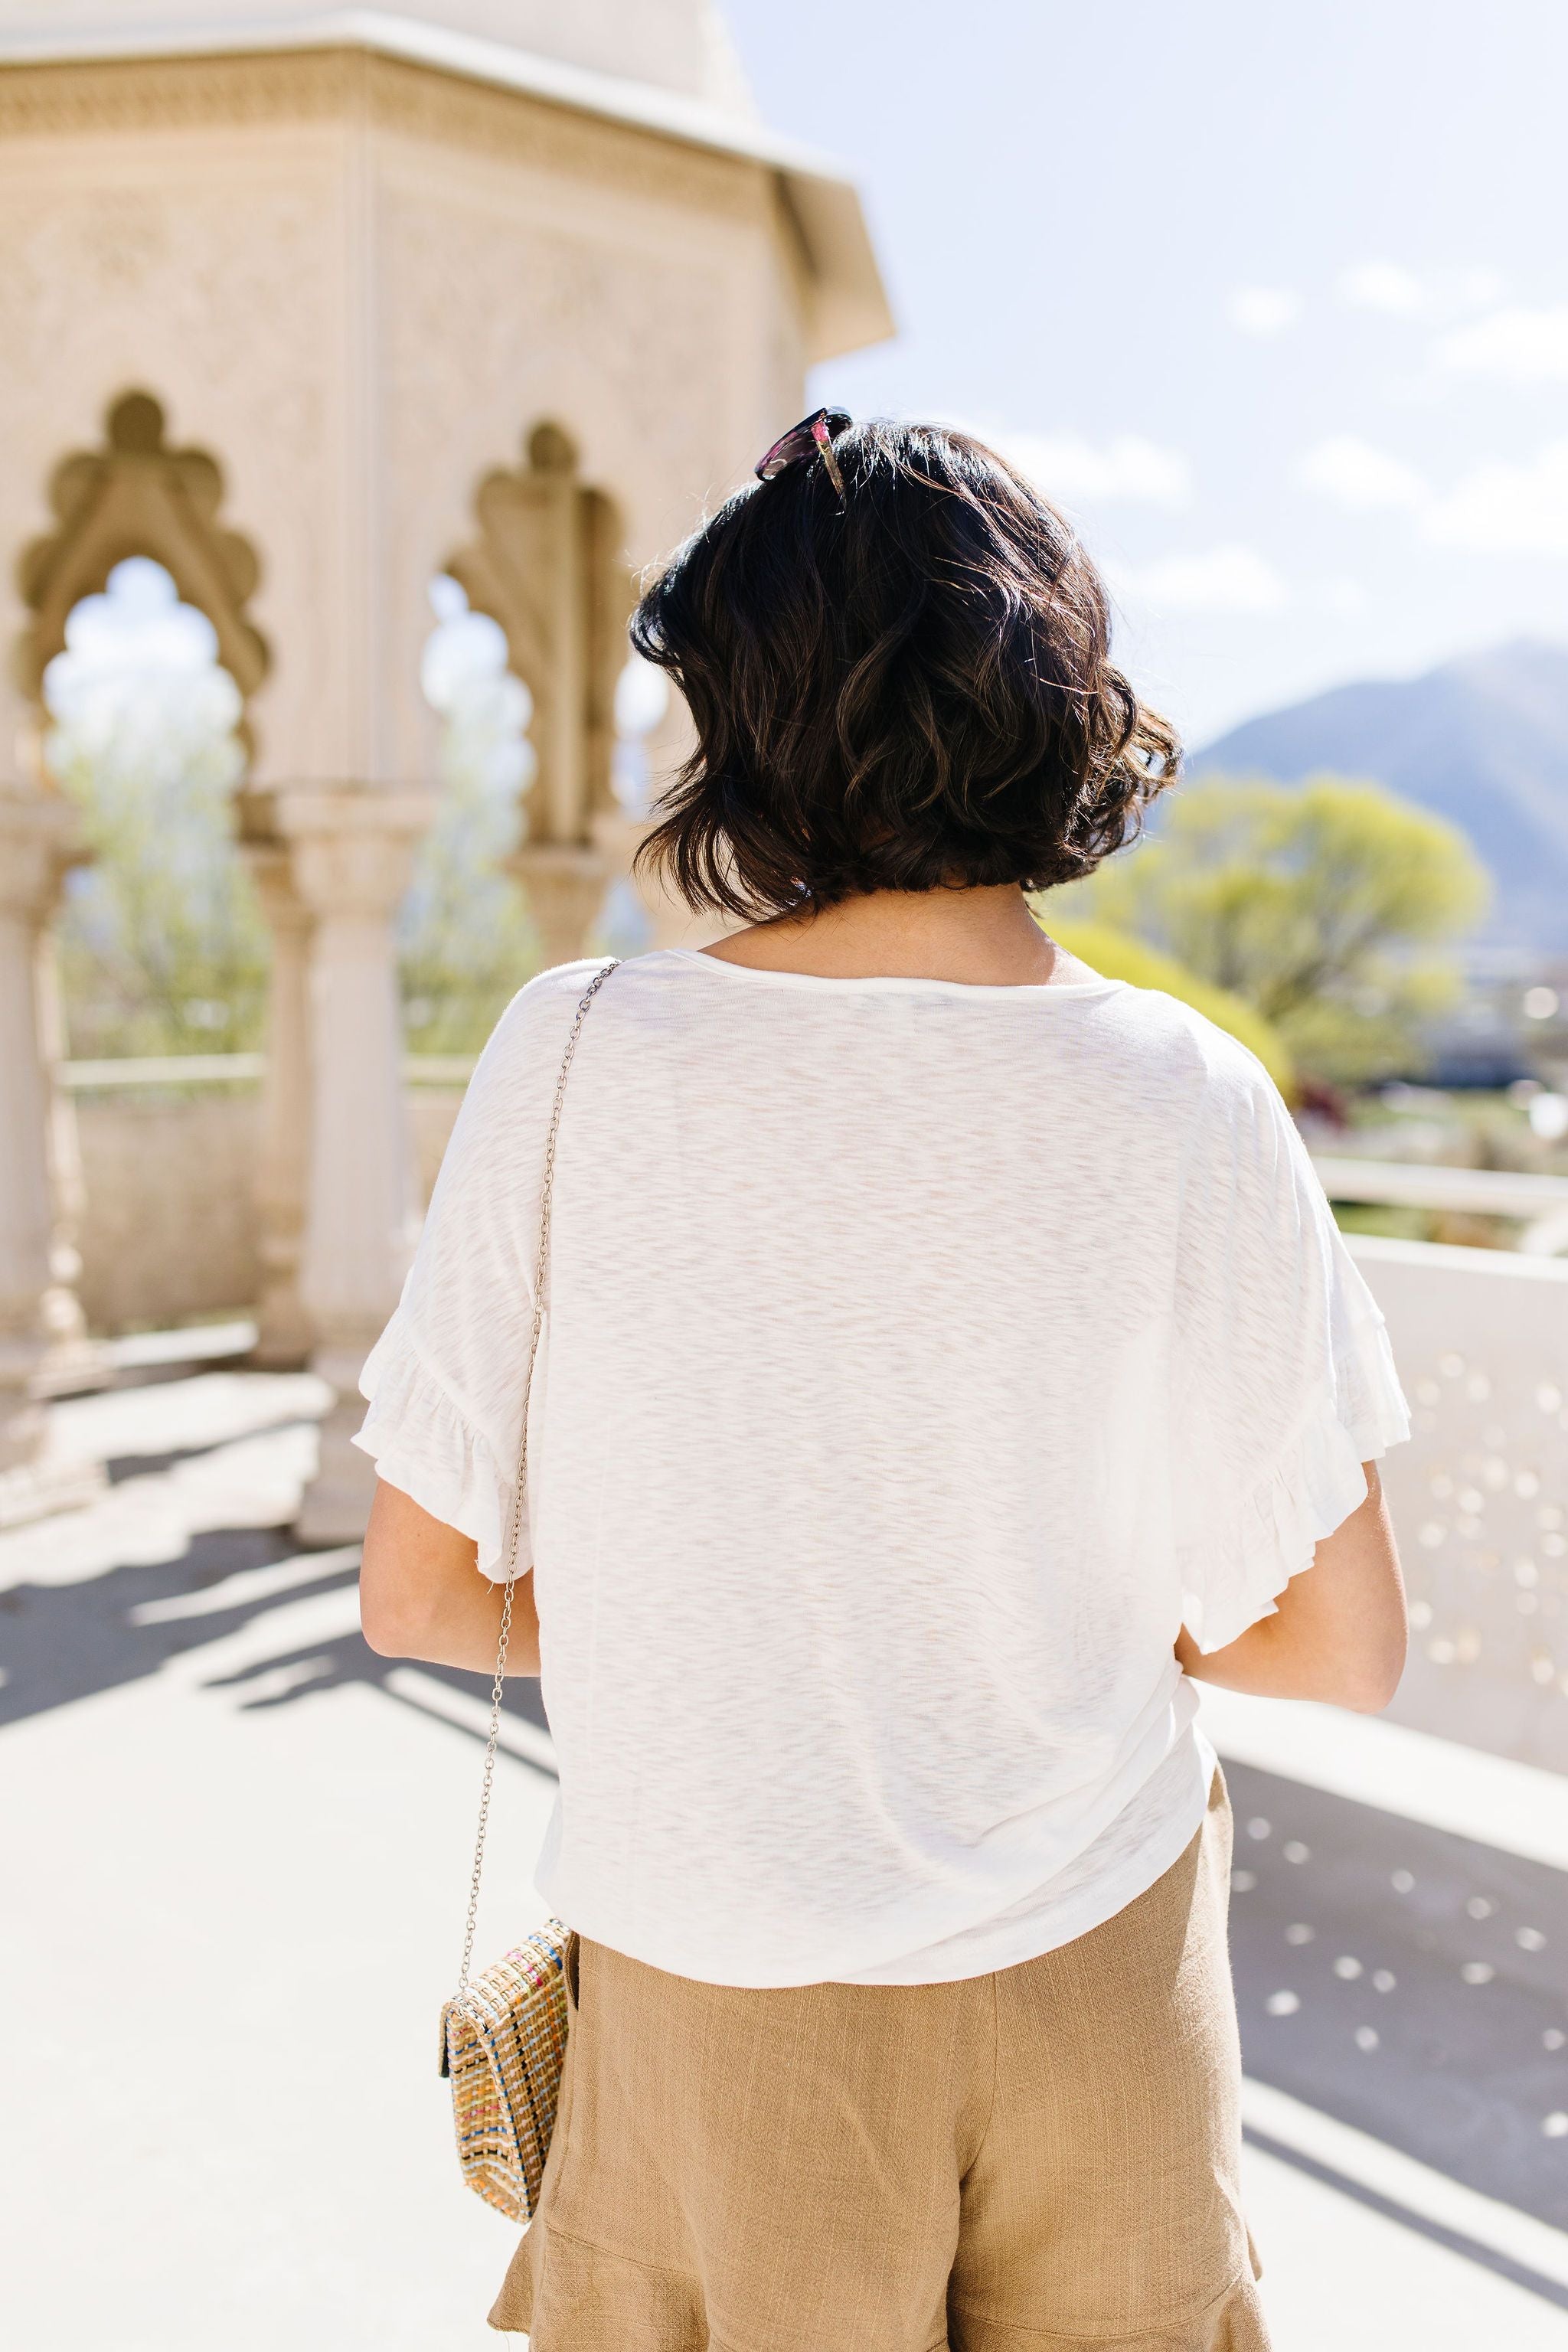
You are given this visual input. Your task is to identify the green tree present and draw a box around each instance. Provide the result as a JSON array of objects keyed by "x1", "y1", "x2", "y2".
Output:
[
  {"x1": 397, "y1": 780, "x2": 542, "y2": 1057},
  {"x1": 54, "y1": 748, "x2": 270, "y2": 1061},
  {"x1": 398, "y1": 580, "x2": 542, "y2": 1055},
  {"x1": 46, "y1": 560, "x2": 269, "y2": 1060},
  {"x1": 1057, "y1": 773, "x2": 1489, "y2": 1084}
]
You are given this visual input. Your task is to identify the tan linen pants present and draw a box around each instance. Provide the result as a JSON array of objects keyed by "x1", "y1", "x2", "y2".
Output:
[{"x1": 491, "y1": 1769, "x2": 1266, "y2": 2351}]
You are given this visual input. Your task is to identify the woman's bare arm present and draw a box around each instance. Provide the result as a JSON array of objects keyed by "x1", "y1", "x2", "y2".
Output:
[
  {"x1": 1175, "y1": 1465, "x2": 1406, "y2": 1712},
  {"x1": 358, "y1": 1478, "x2": 541, "y2": 1675}
]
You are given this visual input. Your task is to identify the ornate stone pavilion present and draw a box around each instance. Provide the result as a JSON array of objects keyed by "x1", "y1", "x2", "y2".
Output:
[{"x1": 0, "y1": 0, "x2": 890, "y2": 1533}]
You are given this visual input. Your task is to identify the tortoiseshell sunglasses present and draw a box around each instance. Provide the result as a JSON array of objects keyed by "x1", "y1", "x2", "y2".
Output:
[{"x1": 755, "y1": 407, "x2": 851, "y2": 506}]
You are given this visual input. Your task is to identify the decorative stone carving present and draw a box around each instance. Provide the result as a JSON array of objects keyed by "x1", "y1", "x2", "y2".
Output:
[
  {"x1": 17, "y1": 390, "x2": 269, "y2": 743},
  {"x1": 451, "y1": 423, "x2": 632, "y2": 836},
  {"x1": 240, "y1": 830, "x2": 315, "y2": 1370},
  {"x1": 0, "y1": 52, "x2": 751, "y2": 220},
  {"x1": 0, "y1": 784, "x2": 103, "y2": 1523},
  {"x1": 0, "y1": 51, "x2": 355, "y2": 142},
  {"x1": 8, "y1": 390, "x2": 273, "y2": 1370},
  {"x1": 452, "y1": 422, "x2": 634, "y2": 963}
]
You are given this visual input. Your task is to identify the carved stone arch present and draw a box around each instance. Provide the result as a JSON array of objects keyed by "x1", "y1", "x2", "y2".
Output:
[
  {"x1": 446, "y1": 419, "x2": 634, "y2": 850},
  {"x1": 15, "y1": 389, "x2": 270, "y2": 756}
]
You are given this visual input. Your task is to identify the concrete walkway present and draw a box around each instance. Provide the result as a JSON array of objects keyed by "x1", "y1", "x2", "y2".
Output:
[{"x1": 3, "y1": 1366, "x2": 1566, "y2": 2348}]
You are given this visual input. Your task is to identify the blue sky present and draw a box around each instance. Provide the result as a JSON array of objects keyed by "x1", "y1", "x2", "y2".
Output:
[{"x1": 724, "y1": 0, "x2": 1568, "y2": 744}]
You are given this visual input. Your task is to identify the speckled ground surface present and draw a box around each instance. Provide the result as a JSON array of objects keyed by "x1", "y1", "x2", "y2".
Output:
[{"x1": 1227, "y1": 1759, "x2": 1568, "y2": 2231}]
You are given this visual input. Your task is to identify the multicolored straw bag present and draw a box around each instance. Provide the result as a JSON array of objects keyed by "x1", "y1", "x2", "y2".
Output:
[
  {"x1": 438, "y1": 959, "x2": 618, "y2": 2224},
  {"x1": 439, "y1": 1922, "x2": 571, "y2": 2220}
]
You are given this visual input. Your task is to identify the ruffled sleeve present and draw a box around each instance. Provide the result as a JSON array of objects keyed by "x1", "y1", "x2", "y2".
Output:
[
  {"x1": 349, "y1": 965, "x2": 603, "y2": 1582},
  {"x1": 1173, "y1": 1043, "x2": 1410, "y2": 1654},
  {"x1": 354, "y1": 1309, "x2": 518, "y2": 1580}
]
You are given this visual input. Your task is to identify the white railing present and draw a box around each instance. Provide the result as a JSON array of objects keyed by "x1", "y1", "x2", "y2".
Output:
[
  {"x1": 60, "y1": 1066, "x2": 1568, "y2": 1250},
  {"x1": 60, "y1": 1052, "x2": 266, "y2": 1087},
  {"x1": 58, "y1": 1052, "x2": 475, "y2": 1089},
  {"x1": 1315, "y1": 1155, "x2": 1568, "y2": 1256}
]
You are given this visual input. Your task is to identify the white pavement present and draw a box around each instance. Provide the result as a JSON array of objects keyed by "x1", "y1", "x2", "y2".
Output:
[{"x1": 2, "y1": 1368, "x2": 1566, "y2": 2349}]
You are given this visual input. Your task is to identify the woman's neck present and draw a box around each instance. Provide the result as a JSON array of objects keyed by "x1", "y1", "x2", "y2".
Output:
[{"x1": 699, "y1": 885, "x2": 1096, "y2": 988}]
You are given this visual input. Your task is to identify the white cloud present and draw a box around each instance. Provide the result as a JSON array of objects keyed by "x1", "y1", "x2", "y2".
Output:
[
  {"x1": 1436, "y1": 305, "x2": 1568, "y2": 384},
  {"x1": 1426, "y1": 442, "x2": 1568, "y2": 556},
  {"x1": 1339, "y1": 260, "x2": 1429, "y2": 317},
  {"x1": 1227, "y1": 286, "x2": 1301, "y2": 336},
  {"x1": 1111, "y1": 544, "x2": 1289, "y2": 615},
  {"x1": 1316, "y1": 578, "x2": 1373, "y2": 619},
  {"x1": 1297, "y1": 434, "x2": 1429, "y2": 512},
  {"x1": 995, "y1": 430, "x2": 1193, "y2": 509},
  {"x1": 1298, "y1": 430, "x2": 1568, "y2": 557}
]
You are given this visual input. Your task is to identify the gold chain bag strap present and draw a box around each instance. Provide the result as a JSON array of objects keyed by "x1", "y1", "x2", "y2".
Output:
[{"x1": 438, "y1": 958, "x2": 619, "y2": 2223}]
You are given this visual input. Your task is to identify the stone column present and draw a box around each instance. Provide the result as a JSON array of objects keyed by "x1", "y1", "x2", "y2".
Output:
[
  {"x1": 241, "y1": 835, "x2": 315, "y2": 1369},
  {"x1": 616, "y1": 692, "x2": 725, "y2": 951},
  {"x1": 608, "y1": 816, "x2": 724, "y2": 952},
  {"x1": 0, "y1": 786, "x2": 102, "y2": 1519},
  {"x1": 508, "y1": 838, "x2": 612, "y2": 967},
  {"x1": 261, "y1": 785, "x2": 436, "y2": 1542},
  {"x1": 30, "y1": 928, "x2": 106, "y2": 1393},
  {"x1": 585, "y1": 808, "x2": 724, "y2": 955}
]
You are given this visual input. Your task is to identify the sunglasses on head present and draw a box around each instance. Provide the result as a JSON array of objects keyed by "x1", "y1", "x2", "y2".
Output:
[{"x1": 755, "y1": 407, "x2": 852, "y2": 506}]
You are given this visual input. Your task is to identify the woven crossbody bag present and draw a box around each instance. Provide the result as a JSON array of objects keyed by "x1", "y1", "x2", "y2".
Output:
[{"x1": 438, "y1": 958, "x2": 619, "y2": 2223}]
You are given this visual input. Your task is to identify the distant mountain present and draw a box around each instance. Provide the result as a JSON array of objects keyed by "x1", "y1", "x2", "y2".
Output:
[{"x1": 1194, "y1": 639, "x2": 1568, "y2": 950}]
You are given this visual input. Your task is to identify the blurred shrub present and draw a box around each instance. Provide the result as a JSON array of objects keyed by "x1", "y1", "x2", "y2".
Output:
[
  {"x1": 1054, "y1": 773, "x2": 1489, "y2": 1086},
  {"x1": 45, "y1": 560, "x2": 267, "y2": 1058},
  {"x1": 400, "y1": 578, "x2": 541, "y2": 1055}
]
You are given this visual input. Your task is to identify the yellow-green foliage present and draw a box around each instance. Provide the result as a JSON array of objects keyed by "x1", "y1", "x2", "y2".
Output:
[
  {"x1": 1060, "y1": 774, "x2": 1489, "y2": 1086},
  {"x1": 1037, "y1": 913, "x2": 1298, "y2": 1097}
]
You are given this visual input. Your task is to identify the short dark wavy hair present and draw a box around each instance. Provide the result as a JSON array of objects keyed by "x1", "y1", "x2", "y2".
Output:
[{"x1": 629, "y1": 417, "x2": 1180, "y2": 920}]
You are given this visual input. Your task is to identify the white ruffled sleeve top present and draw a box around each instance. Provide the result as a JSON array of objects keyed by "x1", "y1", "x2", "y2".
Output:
[{"x1": 354, "y1": 950, "x2": 1409, "y2": 1988}]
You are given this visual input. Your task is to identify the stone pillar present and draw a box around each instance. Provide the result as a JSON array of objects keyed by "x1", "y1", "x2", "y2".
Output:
[
  {"x1": 29, "y1": 928, "x2": 106, "y2": 1393},
  {"x1": 0, "y1": 786, "x2": 102, "y2": 1520},
  {"x1": 242, "y1": 837, "x2": 316, "y2": 1369},
  {"x1": 608, "y1": 816, "x2": 723, "y2": 952},
  {"x1": 508, "y1": 838, "x2": 612, "y2": 967},
  {"x1": 259, "y1": 786, "x2": 436, "y2": 1542},
  {"x1": 585, "y1": 807, "x2": 724, "y2": 956},
  {"x1": 529, "y1": 432, "x2": 589, "y2": 849},
  {"x1": 615, "y1": 691, "x2": 725, "y2": 951}
]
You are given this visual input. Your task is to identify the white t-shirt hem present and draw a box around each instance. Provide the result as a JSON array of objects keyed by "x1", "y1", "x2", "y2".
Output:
[{"x1": 838, "y1": 1725, "x2": 1219, "y2": 1985}]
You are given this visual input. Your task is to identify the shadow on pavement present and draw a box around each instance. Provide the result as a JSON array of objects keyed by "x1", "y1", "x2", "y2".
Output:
[
  {"x1": 1226, "y1": 1758, "x2": 1568, "y2": 2232},
  {"x1": 0, "y1": 1529, "x2": 548, "y2": 1737}
]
